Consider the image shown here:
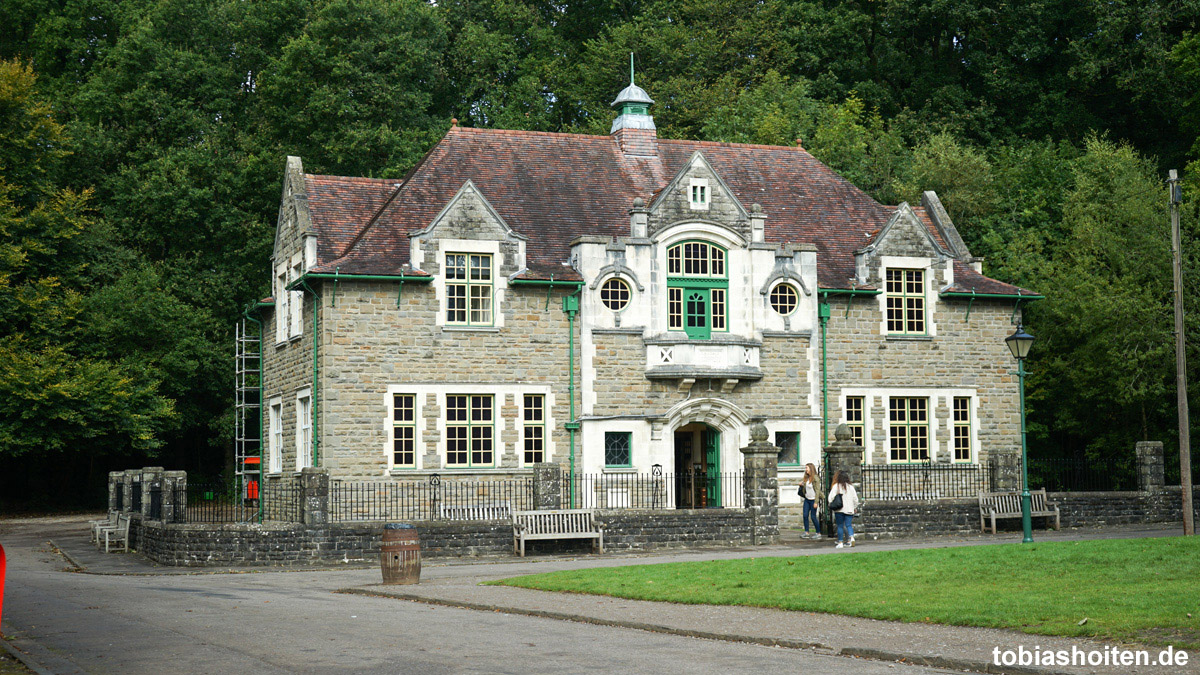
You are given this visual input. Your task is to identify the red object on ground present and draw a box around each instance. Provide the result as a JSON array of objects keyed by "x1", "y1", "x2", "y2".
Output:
[
  {"x1": 247, "y1": 480, "x2": 259, "y2": 500},
  {"x1": 0, "y1": 542, "x2": 6, "y2": 634}
]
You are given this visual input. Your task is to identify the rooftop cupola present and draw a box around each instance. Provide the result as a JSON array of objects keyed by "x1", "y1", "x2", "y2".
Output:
[{"x1": 611, "y1": 54, "x2": 657, "y2": 156}]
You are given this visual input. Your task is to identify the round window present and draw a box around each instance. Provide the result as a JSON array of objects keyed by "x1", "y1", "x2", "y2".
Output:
[
  {"x1": 769, "y1": 283, "x2": 798, "y2": 315},
  {"x1": 600, "y1": 278, "x2": 631, "y2": 311}
]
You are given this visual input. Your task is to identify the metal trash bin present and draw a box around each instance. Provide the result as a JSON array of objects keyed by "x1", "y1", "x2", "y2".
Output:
[{"x1": 380, "y1": 523, "x2": 420, "y2": 585}]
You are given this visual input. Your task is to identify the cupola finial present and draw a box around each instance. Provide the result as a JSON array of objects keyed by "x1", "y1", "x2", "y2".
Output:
[{"x1": 610, "y1": 56, "x2": 655, "y2": 135}]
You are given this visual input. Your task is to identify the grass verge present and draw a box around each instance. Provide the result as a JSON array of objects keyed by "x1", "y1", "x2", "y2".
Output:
[{"x1": 492, "y1": 537, "x2": 1200, "y2": 648}]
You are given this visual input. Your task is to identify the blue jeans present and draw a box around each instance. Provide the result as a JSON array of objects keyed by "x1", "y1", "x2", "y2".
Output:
[
  {"x1": 835, "y1": 512, "x2": 854, "y2": 543},
  {"x1": 802, "y1": 498, "x2": 818, "y2": 532}
]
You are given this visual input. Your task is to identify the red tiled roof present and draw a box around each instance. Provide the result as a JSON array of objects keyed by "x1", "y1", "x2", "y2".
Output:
[
  {"x1": 945, "y1": 262, "x2": 1040, "y2": 296},
  {"x1": 304, "y1": 126, "x2": 1023, "y2": 293}
]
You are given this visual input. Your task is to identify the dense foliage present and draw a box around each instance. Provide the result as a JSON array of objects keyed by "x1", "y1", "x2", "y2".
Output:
[{"x1": 1, "y1": 0, "x2": 1198, "y2": 508}]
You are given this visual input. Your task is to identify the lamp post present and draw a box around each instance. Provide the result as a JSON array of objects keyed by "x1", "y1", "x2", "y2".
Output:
[{"x1": 1006, "y1": 324, "x2": 1036, "y2": 543}]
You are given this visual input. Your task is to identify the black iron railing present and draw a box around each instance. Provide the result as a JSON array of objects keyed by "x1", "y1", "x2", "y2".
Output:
[
  {"x1": 115, "y1": 483, "x2": 124, "y2": 512},
  {"x1": 260, "y1": 480, "x2": 302, "y2": 523},
  {"x1": 561, "y1": 470, "x2": 745, "y2": 509},
  {"x1": 176, "y1": 482, "x2": 258, "y2": 523},
  {"x1": 130, "y1": 480, "x2": 143, "y2": 512},
  {"x1": 330, "y1": 476, "x2": 536, "y2": 522},
  {"x1": 1027, "y1": 458, "x2": 1135, "y2": 492},
  {"x1": 148, "y1": 487, "x2": 162, "y2": 520},
  {"x1": 861, "y1": 461, "x2": 991, "y2": 500}
]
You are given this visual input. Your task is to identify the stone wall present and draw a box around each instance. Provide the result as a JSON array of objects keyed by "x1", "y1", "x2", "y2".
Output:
[
  {"x1": 134, "y1": 509, "x2": 756, "y2": 567},
  {"x1": 779, "y1": 487, "x2": 1200, "y2": 539}
]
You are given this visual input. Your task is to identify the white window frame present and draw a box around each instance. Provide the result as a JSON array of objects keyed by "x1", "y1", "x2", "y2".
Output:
[
  {"x1": 268, "y1": 397, "x2": 283, "y2": 474},
  {"x1": 689, "y1": 178, "x2": 709, "y2": 210},
  {"x1": 433, "y1": 240, "x2": 507, "y2": 329},
  {"x1": 876, "y1": 257, "x2": 937, "y2": 337},
  {"x1": 275, "y1": 265, "x2": 288, "y2": 344},
  {"x1": 391, "y1": 393, "x2": 418, "y2": 470},
  {"x1": 288, "y1": 256, "x2": 303, "y2": 338},
  {"x1": 296, "y1": 389, "x2": 312, "y2": 470}
]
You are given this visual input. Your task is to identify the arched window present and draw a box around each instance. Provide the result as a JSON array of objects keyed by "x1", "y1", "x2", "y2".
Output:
[{"x1": 666, "y1": 241, "x2": 727, "y2": 339}]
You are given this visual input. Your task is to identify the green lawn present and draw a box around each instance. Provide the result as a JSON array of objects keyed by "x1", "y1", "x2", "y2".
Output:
[{"x1": 492, "y1": 537, "x2": 1200, "y2": 648}]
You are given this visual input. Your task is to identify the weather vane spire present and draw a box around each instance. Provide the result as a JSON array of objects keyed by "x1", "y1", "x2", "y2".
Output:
[{"x1": 630, "y1": 52, "x2": 635, "y2": 85}]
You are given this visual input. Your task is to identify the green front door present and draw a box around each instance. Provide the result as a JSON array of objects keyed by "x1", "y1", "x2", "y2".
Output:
[
  {"x1": 684, "y1": 289, "x2": 710, "y2": 340},
  {"x1": 703, "y1": 428, "x2": 721, "y2": 507}
]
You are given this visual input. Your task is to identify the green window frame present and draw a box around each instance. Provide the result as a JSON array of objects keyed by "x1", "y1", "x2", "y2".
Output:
[
  {"x1": 445, "y1": 253, "x2": 493, "y2": 326},
  {"x1": 666, "y1": 241, "x2": 728, "y2": 339},
  {"x1": 523, "y1": 394, "x2": 545, "y2": 465},
  {"x1": 888, "y1": 397, "x2": 929, "y2": 463},
  {"x1": 445, "y1": 394, "x2": 494, "y2": 467},
  {"x1": 775, "y1": 431, "x2": 800, "y2": 466},
  {"x1": 953, "y1": 397, "x2": 972, "y2": 463},
  {"x1": 392, "y1": 394, "x2": 416, "y2": 469},
  {"x1": 844, "y1": 396, "x2": 865, "y2": 455},
  {"x1": 885, "y1": 268, "x2": 926, "y2": 335},
  {"x1": 604, "y1": 431, "x2": 632, "y2": 468}
]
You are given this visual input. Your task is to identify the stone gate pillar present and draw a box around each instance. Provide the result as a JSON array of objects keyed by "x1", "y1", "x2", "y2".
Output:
[
  {"x1": 108, "y1": 472, "x2": 123, "y2": 512},
  {"x1": 991, "y1": 453, "x2": 1021, "y2": 492},
  {"x1": 300, "y1": 467, "x2": 330, "y2": 526},
  {"x1": 1136, "y1": 441, "x2": 1165, "y2": 492},
  {"x1": 161, "y1": 470, "x2": 186, "y2": 523},
  {"x1": 141, "y1": 467, "x2": 164, "y2": 520},
  {"x1": 532, "y1": 463, "x2": 563, "y2": 510},
  {"x1": 824, "y1": 424, "x2": 862, "y2": 486},
  {"x1": 740, "y1": 420, "x2": 779, "y2": 545}
]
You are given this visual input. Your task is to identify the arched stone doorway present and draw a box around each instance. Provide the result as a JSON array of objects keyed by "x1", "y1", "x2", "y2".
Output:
[{"x1": 664, "y1": 397, "x2": 749, "y2": 509}]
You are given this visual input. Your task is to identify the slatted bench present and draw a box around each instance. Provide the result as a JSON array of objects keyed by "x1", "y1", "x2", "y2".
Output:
[
  {"x1": 512, "y1": 509, "x2": 605, "y2": 557},
  {"x1": 102, "y1": 514, "x2": 132, "y2": 553},
  {"x1": 979, "y1": 489, "x2": 1060, "y2": 534},
  {"x1": 439, "y1": 502, "x2": 512, "y2": 521}
]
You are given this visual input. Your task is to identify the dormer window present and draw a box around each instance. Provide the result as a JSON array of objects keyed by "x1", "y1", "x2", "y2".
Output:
[
  {"x1": 446, "y1": 253, "x2": 493, "y2": 326},
  {"x1": 885, "y1": 268, "x2": 925, "y2": 335},
  {"x1": 689, "y1": 179, "x2": 709, "y2": 210}
]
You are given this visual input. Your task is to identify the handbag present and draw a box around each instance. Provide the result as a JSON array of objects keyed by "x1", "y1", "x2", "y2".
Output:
[{"x1": 829, "y1": 491, "x2": 844, "y2": 512}]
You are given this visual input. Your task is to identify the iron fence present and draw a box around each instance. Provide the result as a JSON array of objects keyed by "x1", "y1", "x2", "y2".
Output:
[
  {"x1": 330, "y1": 476, "x2": 536, "y2": 522},
  {"x1": 175, "y1": 482, "x2": 259, "y2": 523},
  {"x1": 114, "y1": 483, "x2": 124, "y2": 512},
  {"x1": 561, "y1": 470, "x2": 745, "y2": 509},
  {"x1": 1164, "y1": 450, "x2": 1200, "y2": 486},
  {"x1": 1026, "y1": 458, "x2": 1135, "y2": 492},
  {"x1": 148, "y1": 487, "x2": 162, "y2": 520},
  {"x1": 861, "y1": 461, "x2": 991, "y2": 500},
  {"x1": 260, "y1": 480, "x2": 302, "y2": 523},
  {"x1": 130, "y1": 480, "x2": 143, "y2": 512}
]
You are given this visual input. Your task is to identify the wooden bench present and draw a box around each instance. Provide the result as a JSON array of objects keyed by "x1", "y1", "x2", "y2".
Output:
[
  {"x1": 439, "y1": 502, "x2": 512, "y2": 521},
  {"x1": 90, "y1": 511, "x2": 119, "y2": 544},
  {"x1": 103, "y1": 514, "x2": 131, "y2": 553},
  {"x1": 512, "y1": 509, "x2": 604, "y2": 557},
  {"x1": 979, "y1": 489, "x2": 1060, "y2": 534}
]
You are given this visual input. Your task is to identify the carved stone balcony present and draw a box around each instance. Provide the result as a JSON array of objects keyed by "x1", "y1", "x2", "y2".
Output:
[{"x1": 644, "y1": 336, "x2": 762, "y2": 392}]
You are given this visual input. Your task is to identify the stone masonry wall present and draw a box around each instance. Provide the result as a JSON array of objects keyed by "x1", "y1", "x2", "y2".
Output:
[
  {"x1": 135, "y1": 509, "x2": 755, "y2": 566},
  {"x1": 779, "y1": 488, "x2": 1200, "y2": 539},
  {"x1": 262, "y1": 280, "x2": 578, "y2": 480},
  {"x1": 824, "y1": 297, "x2": 1021, "y2": 472}
]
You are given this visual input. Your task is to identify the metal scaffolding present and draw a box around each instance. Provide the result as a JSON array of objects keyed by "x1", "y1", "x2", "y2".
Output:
[{"x1": 234, "y1": 319, "x2": 262, "y2": 521}]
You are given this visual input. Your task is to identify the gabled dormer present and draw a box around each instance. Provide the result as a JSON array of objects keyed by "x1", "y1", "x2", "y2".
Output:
[
  {"x1": 410, "y1": 180, "x2": 526, "y2": 329},
  {"x1": 647, "y1": 152, "x2": 750, "y2": 243}
]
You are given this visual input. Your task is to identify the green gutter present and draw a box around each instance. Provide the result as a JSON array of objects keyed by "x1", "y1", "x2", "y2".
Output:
[
  {"x1": 817, "y1": 288, "x2": 882, "y2": 297},
  {"x1": 299, "y1": 279, "x2": 322, "y2": 468},
  {"x1": 939, "y1": 291, "x2": 1044, "y2": 300},
  {"x1": 509, "y1": 278, "x2": 585, "y2": 288},
  {"x1": 242, "y1": 303, "x2": 268, "y2": 524}
]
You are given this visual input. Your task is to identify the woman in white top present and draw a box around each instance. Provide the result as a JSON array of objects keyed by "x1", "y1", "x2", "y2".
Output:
[
  {"x1": 827, "y1": 470, "x2": 859, "y2": 548},
  {"x1": 799, "y1": 463, "x2": 821, "y2": 539}
]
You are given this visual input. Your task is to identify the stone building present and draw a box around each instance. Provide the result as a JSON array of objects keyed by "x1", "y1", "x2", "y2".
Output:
[{"x1": 253, "y1": 77, "x2": 1039, "y2": 507}]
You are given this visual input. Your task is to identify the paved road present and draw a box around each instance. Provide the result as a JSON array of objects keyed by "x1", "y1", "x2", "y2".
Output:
[{"x1": 0, "y1": 517, "x2": 962, "y2": 675}]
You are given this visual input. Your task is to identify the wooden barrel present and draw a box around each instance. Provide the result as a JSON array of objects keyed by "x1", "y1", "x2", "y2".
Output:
[{"x1": 380, "y1": 523, "x2": 420, "y2": 585}]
